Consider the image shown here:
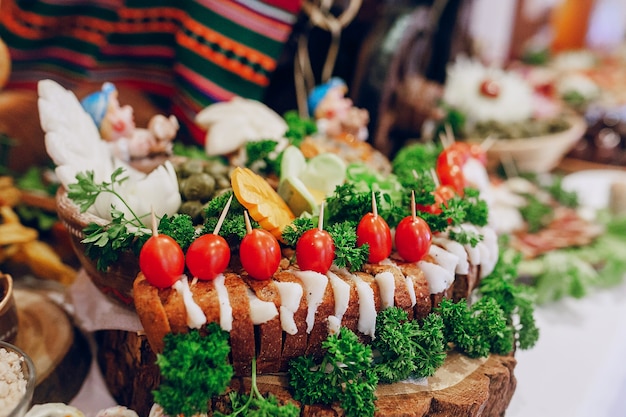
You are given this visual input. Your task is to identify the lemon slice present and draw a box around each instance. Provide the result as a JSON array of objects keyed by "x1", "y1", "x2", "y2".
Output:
[
  {"x1": 277, "y1": 176, "x2": 319, "y2": 217},
  {"x1": 299, "y1": 152, "x2": 347, "y2": 196},
  {"x1": 280, "y1": 145, "x2": 307, "y2": 182}
]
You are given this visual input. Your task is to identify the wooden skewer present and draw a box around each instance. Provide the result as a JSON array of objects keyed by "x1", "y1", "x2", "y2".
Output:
[
  {"x1": 371, "y1": 190, "x2": 378, "y2": 217},
  {"x1": 213, "y1": 194, "x2": 233, "y2": 235},
  {"x1": 501, "y1": 152, "x2": 518, "y2": 179},
  {"x1": 318, "y1": 201, "x2": 325, "y2": 230},
  {"x1": 244, "y1": 210, "x2": 253, "y2": 234}
]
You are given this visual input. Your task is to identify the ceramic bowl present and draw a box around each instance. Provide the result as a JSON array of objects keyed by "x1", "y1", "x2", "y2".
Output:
[
  {"x1": 480, "y1": 115, "x2": 587, "y2": 174},
  {"x1": 0, "y1": 273, "x2": 19, "y2": 343},
  {"x1": 1, "y1": 341, "x2": 37, "y2": 417}
]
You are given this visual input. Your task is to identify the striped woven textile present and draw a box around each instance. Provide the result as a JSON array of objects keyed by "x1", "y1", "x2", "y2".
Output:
[{"x1": 0, "y1": 0, "x2": 303, "y2": 144}]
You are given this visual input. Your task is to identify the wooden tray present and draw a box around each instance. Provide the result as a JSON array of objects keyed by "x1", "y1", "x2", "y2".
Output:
[
  {"x1": 95, "y1": 329, "x2": 516, "y2": 417},
  {"x1": 13, "y1": 289, "x2": 92, "y2": 404}
]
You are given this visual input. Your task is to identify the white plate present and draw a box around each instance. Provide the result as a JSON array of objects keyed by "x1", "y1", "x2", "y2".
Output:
[{"x1": 561, "y1": 169, "x2": 626, "y2": 210}]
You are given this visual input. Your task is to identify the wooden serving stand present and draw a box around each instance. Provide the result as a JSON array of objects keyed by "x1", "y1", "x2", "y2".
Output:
[
  {"x1": 95, "y1": 329, "x2": 516, "y2": 417},
  {"x1": 13, "y1": 289, "x2": 92, "y2": 404}
]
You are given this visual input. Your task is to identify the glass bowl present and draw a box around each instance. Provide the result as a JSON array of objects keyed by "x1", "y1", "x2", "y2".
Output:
[{"x1": 0, "y1": 341, "x2": 37, "y2": 417}]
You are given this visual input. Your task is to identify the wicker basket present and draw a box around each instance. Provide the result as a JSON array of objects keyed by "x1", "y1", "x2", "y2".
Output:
[
  {"x1": 481, "y1": 115, "x2": 587, "y2": 174},
  {"x1": 56, "y1": 187, "x2": 140, "y2": 309}
]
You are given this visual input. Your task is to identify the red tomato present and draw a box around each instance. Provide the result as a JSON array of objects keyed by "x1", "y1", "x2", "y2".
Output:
[
  {"x1": 139, "y1": 234, "x2": 185, "y2": 288},
  {"x1": 479, "y1": 79, "x2": 501, "y2": 98},
  {"x1": 418, "y1": 185, "x2": 456, "y2": 215},
  {"x1": 240, "y1": 229, "x2": 281, "y2": 280},
  {"x1": 296, "y1": 228, "x2": 335, "y2": 274},
  {"x1": 356, "y1": 213, "x2": 392, "y2": 263},
  {"x1": 436, "y1": 157, "x2": 466, "y2": 195},
  {"x1": 395, "y1": 215, "x2": 432, "y2": 262},
  {"x1": 185, "y1": 234, "x2": 231, "y2": 280}
]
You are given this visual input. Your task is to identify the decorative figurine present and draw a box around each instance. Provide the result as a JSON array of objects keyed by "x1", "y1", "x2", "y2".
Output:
[
  {"x1": 81, "y1": 82, "x2": 179, "y2": 170},
  {"x1": 307, "y1": 77, "x2": 369, "y2": 142}
]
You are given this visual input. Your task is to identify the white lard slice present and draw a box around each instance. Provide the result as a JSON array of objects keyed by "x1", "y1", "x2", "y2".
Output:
[
  {"x1": 348, "y1": 272, "x2": 377, "y2": 339},
  {"x1": 433, "y1": 236, "x2": 470, "y2": 275},
  {"x1": 279, "y1": 306, "x2": 298, "y2": 335},
  {"x1": 173, "y1": 276, "x2": 207, "y2": 329},
  {"x1": 417, "y1": 261, "x2": 454, "y2": 294},
  {"x1": 405, "y1": 276, "x2": 417, "y2": 307},
  {"x1": 327, "y1": 271, "x2": 350, "y2": 322},
  {"x1": 374, "y1": 271, "x2": 395, "y2": 309},
  {"x1": 247, "y1": 289, "x2": 278, "y2": 325},
  {"x1": 428, "y1": 245, "x2": 460, "y2": 278},
  {"x1": 478, "y1": 226, "x2": 499, "y2": 278},
  {"x1": 275, "y1": 281, "x2": 303, "y2": 335},
  {"x1": 214, "y1": 274, "x2": 233, "y2": 332},
  {"x1": 293, "y1": 270, "x2": 328, "y2": 334},
  {"x1": 450, "y1": 224, "x2": 481, "y2": 265},
  {"x1": 327, "y1": 315, "x2": 341, "y2": 335}
]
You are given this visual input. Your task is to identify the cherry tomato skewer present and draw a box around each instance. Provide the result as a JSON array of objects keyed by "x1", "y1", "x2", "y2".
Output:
[
  {"x1": 395, "y1": 191, "x2": 432, "y2": 262},
  {"x1": 186, "y1": 194, "x2": 233, "y2": 281},
  {"x1": 296, "y1": 202, "x2": 335, "y2": 274},
  {"x1": 356, "y1": 191, "x2": 392, "y2": 264},
  {"x1": 240, "y1": 211, "x2": 281, "y2": 280},
  {"x1": 139, "y1": 208, "x2": 185, "y2": 288}
]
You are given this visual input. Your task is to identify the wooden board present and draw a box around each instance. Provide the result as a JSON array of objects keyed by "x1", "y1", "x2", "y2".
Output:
[
  {"x1": 13, "y1": 289, "x2": 92, "y2": 404},
  {"x1": 96, "y1": 329, "x2": 516, "y2": 417}
]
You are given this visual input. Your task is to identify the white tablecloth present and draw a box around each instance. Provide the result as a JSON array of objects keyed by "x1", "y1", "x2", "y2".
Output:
[{"x1": 507, "y1": 281, "x2": 626, "y2": 417}]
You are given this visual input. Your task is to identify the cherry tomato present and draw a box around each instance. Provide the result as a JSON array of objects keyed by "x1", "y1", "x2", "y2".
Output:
[
  {"x1": 240, "y1": 228, "x2": 281, "y2": 280},
  {"x1": 395, "y1": 215, "x2": 432, "y2": 262},
  {"x1": 185, "y1": 234, "x2": 231, "y2": 280},
  {"x1": 296, "y1": 228, "x2": 335, "y2": 274},
  {"x1": 417, "y1": 185, "x2": 456, "y2": 215},
  {"x1": 479, "y1": 79, "x2": 500, "y2": 98},
  {"x1": 356, "y1": 213, "x2": 392, "y2": 263},
  {"x1": 436, "y1": 156, "x2": 466, "y2": 195},
  {"x1": 139, "y1": 234, "x2": 185, "y2": 288}
]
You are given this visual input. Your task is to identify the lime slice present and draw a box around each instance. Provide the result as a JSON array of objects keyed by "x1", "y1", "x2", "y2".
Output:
[
  {"x1": 277, "y1": 176, "x2": 319, "y2": 217},
  {"x1": 299, "y1": 152, "x2": 347, "y2": 196},
  {"x1": 280, "y1": 145, "x2": 306, "y2": 182}
]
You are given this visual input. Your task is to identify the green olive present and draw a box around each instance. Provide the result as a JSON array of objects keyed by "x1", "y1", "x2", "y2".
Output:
[
  {"x1": 182, "y1": 172, "x2": 216, "y2": 201},
  {"x1": 179, "y1": 200, "x2": 205, "y2": 224}
]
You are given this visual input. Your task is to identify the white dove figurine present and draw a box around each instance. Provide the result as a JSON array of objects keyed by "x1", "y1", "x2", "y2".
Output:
[{"x1": 38, "y1": 79, "x2": 181, "y2": 226}]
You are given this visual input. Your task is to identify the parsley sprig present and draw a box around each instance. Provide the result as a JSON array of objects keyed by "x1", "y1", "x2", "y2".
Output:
[
  {"x1": 216, "y1": 358, "x2": 299, "y2": 417},
  {"x1": 153, "y1": 324, "x2": 234, "y2": 417},
  {"x1": 289, "y1": 327, "x2": 378, "y2": 417},
  {"x1": 373, "y1": 308, "x2": 446, "y2": 383}
]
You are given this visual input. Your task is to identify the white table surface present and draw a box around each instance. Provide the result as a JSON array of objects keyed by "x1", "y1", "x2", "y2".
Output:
[{"x1": 507, "y1": 280, "x2": 626, "y2": 417}]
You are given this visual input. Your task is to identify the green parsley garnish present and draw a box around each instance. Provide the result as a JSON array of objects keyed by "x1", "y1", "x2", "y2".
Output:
[
  {"x1": 289, "y1": 327, "x2": 378, "y2": 417},
  {"x1": 373, "y1": 307, "x2": 446, "y2": 383},
  {"x1": 153, "y1": 324, "x2": 233, "y2": 417},
  {"x1": 216, "y1": 358, "x2": 300, "y2": 417},
  {"x1": 436, "y1": 297, "x2": 514, "y2": 358}
]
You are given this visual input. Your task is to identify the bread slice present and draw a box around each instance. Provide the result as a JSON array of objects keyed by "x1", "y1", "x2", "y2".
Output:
[
  {"x1": 243, "y1": 276, "x2": 282, "y2": 374},
  {"x1": 223, "y1": 273, "x2": 255, "y2": 376},
  {"x1": 133, "y1": 273, "x2": 172, "y2": 353},
  {"x1": 273, "y1": 271, "x2": 308, "y2": 371}
]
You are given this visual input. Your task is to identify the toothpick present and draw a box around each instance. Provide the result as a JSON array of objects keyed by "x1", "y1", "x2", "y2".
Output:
[
  {"x1": 445, "y1": 123, "x2": 455, "y2": 146},
  {"x1": 371, "y1": 190, "x2": 378, "y2": 217},
  {"x1": 411, "y1": 190, "x2": 417, "y2": 220},
  {"x1": 430, "y1": 168, "x2": 441, "y2": 188},
  {"x1": 244, "y1": 210, "x2": 253, "y2": 234},
  {"x1": 150, "y1": 206, "x2": 158, "y2": 237},
  {"x1": 501, "y1": 152, "x2": 518, "y2": 179},
  {"x1": 318, "y1": 201, "x2": 325, "y2": 230},
  {"x1": 213, "y1": 194, "x2": 233, "y2": 235},
  {"x1": 480, "y1": 135, "x2": 496, "y2": 152}
]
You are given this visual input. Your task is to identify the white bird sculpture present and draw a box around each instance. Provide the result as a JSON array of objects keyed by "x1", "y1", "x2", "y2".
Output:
[{"x1": 38, "y1": 79, "x2": 181, "y2": 226}]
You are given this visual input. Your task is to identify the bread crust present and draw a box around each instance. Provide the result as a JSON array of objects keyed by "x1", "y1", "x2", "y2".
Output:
[{"x1": 134, "y1": 250, "x2": 484, "y2": 376}]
